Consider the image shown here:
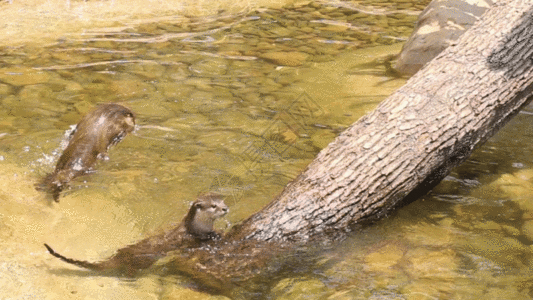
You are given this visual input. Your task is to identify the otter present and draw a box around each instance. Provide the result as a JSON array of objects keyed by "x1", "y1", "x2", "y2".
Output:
[
  {"x1": 36, "y1": 103, "x2": 135, "y2": 202},
  {"x1": 44, "y1": 193, "x2": 229, "y2": 276}
]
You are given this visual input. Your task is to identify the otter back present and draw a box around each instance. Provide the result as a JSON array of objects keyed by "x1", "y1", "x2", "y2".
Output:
[{"x1": 36, "y1": 103, "x2": 135, "y2": 202}]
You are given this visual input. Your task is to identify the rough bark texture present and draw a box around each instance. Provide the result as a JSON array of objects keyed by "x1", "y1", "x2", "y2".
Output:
[
  {"x1": 228, "y1": 0, "x2": 533, "y2": 243},
  {"x1": 167, "y1": 0, "x2": 533, "y2": 294}
]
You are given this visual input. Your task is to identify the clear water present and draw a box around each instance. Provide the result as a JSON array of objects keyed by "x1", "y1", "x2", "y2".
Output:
[{"x1": 1, "y1": 0, "x2": 532, "y2": 299}]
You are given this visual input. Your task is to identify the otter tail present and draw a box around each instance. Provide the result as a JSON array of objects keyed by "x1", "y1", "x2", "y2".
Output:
[{"x1": 44, "y1": 243, "x2": 101, "y2": 270}]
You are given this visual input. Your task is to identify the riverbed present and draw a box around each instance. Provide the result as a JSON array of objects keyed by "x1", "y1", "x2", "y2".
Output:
[{"x1": 1, "y1": 0, "x2": 532, "y2": 299}]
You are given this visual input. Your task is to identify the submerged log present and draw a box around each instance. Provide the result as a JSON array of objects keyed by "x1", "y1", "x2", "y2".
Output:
[{"x1": 166, "y1": 0, "x2": 533, "y2": 295}]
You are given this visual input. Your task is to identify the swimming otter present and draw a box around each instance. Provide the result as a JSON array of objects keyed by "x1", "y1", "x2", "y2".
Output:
[
  {"x1": 44, "y1": 193, "x2": 229, "y2": 276},
  {"x1": 36, "y1": 103, "x2": 135, "y2": 202}
]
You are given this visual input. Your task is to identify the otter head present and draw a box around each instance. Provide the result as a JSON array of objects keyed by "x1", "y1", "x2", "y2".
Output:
[
  {"x1": 121, "y1": 112, "x2": 135, "y2": 133},
  {"x1": 104, "y1": 105, "x2": 136, "y2": 147},
  {"x1": 184, "y1": 193, "x2": 229, "y2": 239}
]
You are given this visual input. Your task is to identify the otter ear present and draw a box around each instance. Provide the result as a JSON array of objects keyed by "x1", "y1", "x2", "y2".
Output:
[{"x1": 193, "y1": 202, "x2": 203, "y2": 210}]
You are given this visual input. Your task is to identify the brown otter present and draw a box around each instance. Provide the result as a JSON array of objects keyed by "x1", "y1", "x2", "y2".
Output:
[
  {"x1": 36, "y1": 103, "x2": 135, "y2": 202},
  {"x1": 44, "y1": 193, "x2": 229, "y2": 276}
]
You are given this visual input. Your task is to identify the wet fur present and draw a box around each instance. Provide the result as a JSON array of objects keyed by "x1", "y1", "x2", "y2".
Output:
[
  {"x1": 36, "y1": 103, "x2": 135, "y2": 202},
  {"x1": 44, "y1": 193, "x2": 229, "y2": 276}
]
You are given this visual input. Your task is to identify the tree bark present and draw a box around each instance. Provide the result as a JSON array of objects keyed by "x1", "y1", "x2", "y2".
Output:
[
  {"x1": 168, "y1": 0, "x2": 533, "y2": 294},
  {"x1": 227, "y1": 0, "x2": 533, "y2": 242}
]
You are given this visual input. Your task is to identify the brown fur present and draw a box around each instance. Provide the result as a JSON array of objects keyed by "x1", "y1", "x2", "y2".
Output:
[
  {"x1": 36, "y1": 103, "x2": 135, "y2": 201},
  {"x1": 44, "y1": 193, "x2": 229, "y2": 276}
]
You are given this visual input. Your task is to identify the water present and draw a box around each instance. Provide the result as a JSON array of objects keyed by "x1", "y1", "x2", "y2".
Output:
[{"x1": 1, "y1": 0, "x2": 533, "y2": 299}]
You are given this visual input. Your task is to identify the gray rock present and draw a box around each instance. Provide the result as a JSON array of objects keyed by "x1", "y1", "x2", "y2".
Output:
[{"x1": 395, "y1": 0, "x2": 494, "y2": 75}]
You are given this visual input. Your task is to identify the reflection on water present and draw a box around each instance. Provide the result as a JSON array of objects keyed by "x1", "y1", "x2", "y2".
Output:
[{"x1": 1, "y1": 0, "x2": 533, "y2": 299}]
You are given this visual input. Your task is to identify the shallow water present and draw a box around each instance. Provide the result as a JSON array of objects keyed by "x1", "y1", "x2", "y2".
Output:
[{"x1": 1, "y1": 0, "x2": 533, "y2": 299}]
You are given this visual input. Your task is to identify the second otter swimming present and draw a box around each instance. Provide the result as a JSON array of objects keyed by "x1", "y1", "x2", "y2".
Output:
[{"x1": 36, "y1": 103, "x2": 135, "y2": 202}]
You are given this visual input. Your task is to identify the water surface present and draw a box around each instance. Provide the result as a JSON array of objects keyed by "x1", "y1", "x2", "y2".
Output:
[{"x1": 1, "y1": 0, "x2": 532, "y2": 299}]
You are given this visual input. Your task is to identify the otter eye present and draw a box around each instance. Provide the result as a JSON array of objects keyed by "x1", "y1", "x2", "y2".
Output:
[{"x1": 211, "y1": 205, "x2": 217, "y2": 208}]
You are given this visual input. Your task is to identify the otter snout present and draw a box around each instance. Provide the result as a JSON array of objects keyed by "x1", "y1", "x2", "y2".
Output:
[{"x1": 221, "y1": 205, "x2": 229, "y2": 214}]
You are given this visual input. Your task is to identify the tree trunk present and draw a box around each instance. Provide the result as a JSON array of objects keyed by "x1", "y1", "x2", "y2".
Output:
[
  {"x1": 168, "y1": 0, "x2": 533, "y2": 294},
  {"x1": 228, "y1": 0, "x2": 533, "y2": 243}
]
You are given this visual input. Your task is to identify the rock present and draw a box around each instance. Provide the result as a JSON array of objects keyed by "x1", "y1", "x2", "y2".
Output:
[
  {"x1": 270, "y1": 26, "x2": 293, "y2": 37},
  {"x1": 321, "y1": 25, "x2": 348, "y2": 33},
  {"x1": 58, "y1": 110, "x2": 83, "y2": 126},
  {"x1": 125, "y1": 63, "x2": 165, "y2": 80},
  {"x1": 0, "y1": 84, "x2": 12, "y2": 95},
  {"x1": 514, "y1": 168, "x2": 533, "y2": 181},
  {"x1": 259, "y1": 51, "x2": 309, "y2": 67},
  {"x1": 0, "y1": 67, "x2": 50, "y2": 86},
  {"x1": 73, "y1": 100, "x2": 94, "y2": 115},
  {"x1": 165, "y1": 65, "x2": 189, "y2": 81},
  {"x1": 157, "y1": 82, "x2": 194, "y2": 100},
  {"x1": 271, "y1": 278, "x2": 328, "y2": 300},
  {"x1": 474, "y1": 220, "x2": 501, "y2": 231},
  {"x1": 521, "y1": 220, "x2": 533, "y2": 242},
  {"x1": 184, "y1": 78, "x2": 214, "y2": 91},
  {"x1": 196, "y1": 131, "x2": 250, "y2": 155},
  {"x1": 17, "y1": 84, "x2": 53, "y2": 106},
  {"x1": 401, "y1": 279, "x2": 454, "y2": 300},
  {"x1": 179, "y1": 90, "x2": 234, "y2": 113},
  {"x1": 364, "y1": 242, "x2": 405, "y2": 273},
  {"x1": 0, "y1": 217, "x2": 14, "y2": 240},
  {"x1": 162, "y1": 283, "x2": 226, "y2": 300},
  {"x1": 189, "y1": 59, "x2": 228, "y2": 77},
  {"x1": 127, "y1": 97, "x2": 175, "y2": 119},
  {"x1": 50, "y1": 51, "x2": 90, "y2": 64},
  {"x1": 501, "y1": 224, "x2": 520, "y2": 236},
  {"x1": 405, "y1": 248, "x2": 457, "y2": 280},
  {"x1": 403, "y1": 222, "x2": 455, "y2": 247},
  {"x1": 395, "y1": 0, "x2": 494, "y2": 75},
  {"x1": 109, "y1": 78, "x2": 155, "y2": 99},
  {"x1": 472, "y1": 172, "x2": 533, "y2": 205},
  {"x1": 6, "y1": 84, "x2": 66, "y2": 115},
  {"x1": 64, "y1": 80, "x2": 84, "y2": 92},
  {"x1": 484, "y1": 287, "x2": 531, "y2": 300},
  {"x1": 462, "y1": 235, "x2": 528, "y2": 265}
]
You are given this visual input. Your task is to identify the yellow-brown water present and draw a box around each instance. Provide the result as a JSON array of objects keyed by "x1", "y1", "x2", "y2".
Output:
[{"x1": 1, "y1": 0, "x2": 533, "y2": 299}]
